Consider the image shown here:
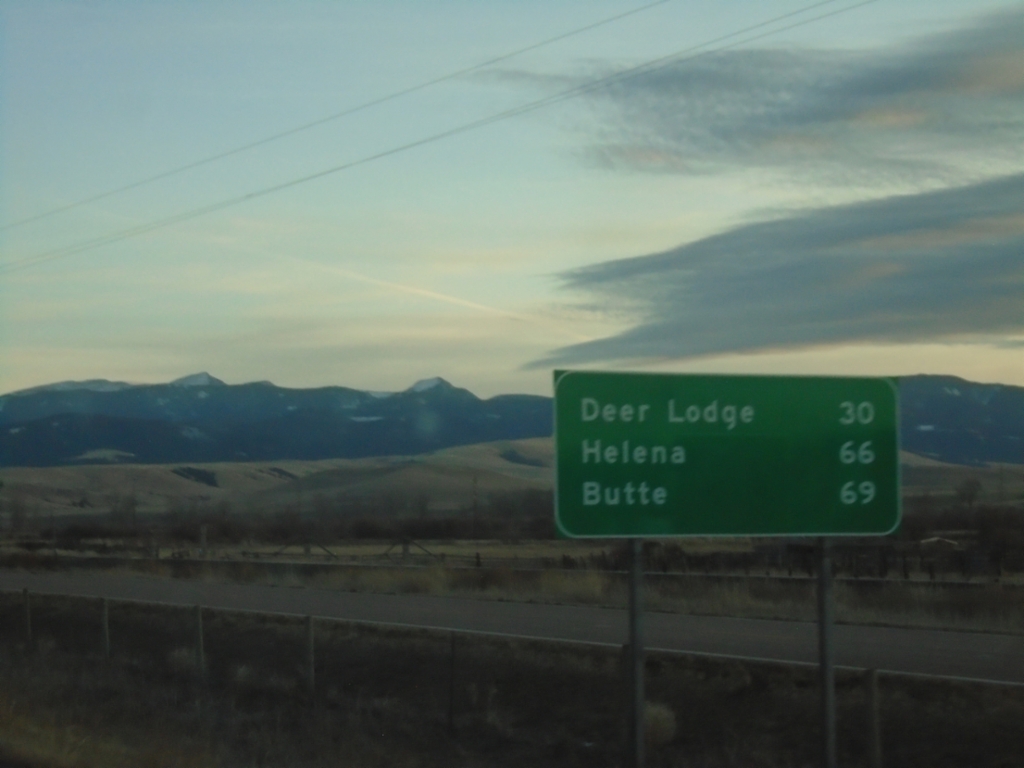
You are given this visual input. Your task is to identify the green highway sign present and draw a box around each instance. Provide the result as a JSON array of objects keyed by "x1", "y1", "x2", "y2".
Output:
[{"x1": 553, "y1": 371, "x2": 900, "y2": 538}]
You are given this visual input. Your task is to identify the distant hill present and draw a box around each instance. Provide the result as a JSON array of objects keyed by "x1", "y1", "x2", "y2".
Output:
[
  {"x1": 0, "y1": 373, "x2": 1020, "y2": 467},
  {"x1": 899, "y1": 375, "x2": 1024, "y2": 465},
  {"x1": 0, "y1": 437, "x2": 557, "y2": 518},
  {"x1": 0, "y1": 375, "x2": 551, "y2": 467}
]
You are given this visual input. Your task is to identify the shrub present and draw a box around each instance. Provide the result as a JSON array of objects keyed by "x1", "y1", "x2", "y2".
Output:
[{"x1": 645, "y1": 701, "x2": 677, "y2": 748}]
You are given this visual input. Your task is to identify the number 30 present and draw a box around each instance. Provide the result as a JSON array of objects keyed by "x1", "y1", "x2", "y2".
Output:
[{"x1": 839, "y1": 401, "x2": 874, "y2": 425}]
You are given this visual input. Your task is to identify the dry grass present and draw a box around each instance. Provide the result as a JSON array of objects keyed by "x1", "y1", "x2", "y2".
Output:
[
  {"x1": 0, "y1": 676, "x2": 218, "y2": 768},
  {"x1": 833, "y1": 580, "x2": 1024, "y2": 633},
  {"x1": 8, "y1": 528, "x2": 1024, "y2": 633},
  {"x1": 0, "y1": 437, "x2": 555, "y2": 518},
  {"x1": 24, "y1": 551, "x2": 1021, "y2": 634},
  {"x1": 290, "y1": 565, "x2": 1024, "y2": 633},
  {"x1": 644, "y1": 702, "x2": 677, "y2": 748},
  {"x1": 6, "y1": 437, "x2": 1020, "y2": 521},
  {"x1": 1, "y1": 592, "x2": 1023, "y2": 768},
  {"x1": 172, "y1": 537, "x2": 755, "y2": 561}
]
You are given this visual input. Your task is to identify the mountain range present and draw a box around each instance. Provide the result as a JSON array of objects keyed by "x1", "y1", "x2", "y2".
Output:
[{"x1": 0, "y1": 373, "x2": 1021, "y2": 467}]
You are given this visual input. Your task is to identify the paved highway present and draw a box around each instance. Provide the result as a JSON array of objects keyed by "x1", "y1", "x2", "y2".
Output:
[{"x1": 1, "y1": 569, "x2": 1021, "y2": 684}]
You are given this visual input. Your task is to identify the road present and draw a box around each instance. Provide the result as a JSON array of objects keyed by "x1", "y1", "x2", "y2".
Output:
[{"x1": 1, "y1": 569, "x2": 1021, "y2": 684}]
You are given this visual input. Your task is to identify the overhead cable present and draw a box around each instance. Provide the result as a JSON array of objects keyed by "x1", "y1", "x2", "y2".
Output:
[
  {"x1": 0, "y1": 0, "x2": 673, "y2": 232},
  {"x1": 0, "y1": 0, "x2": 879, "y2": 275}
]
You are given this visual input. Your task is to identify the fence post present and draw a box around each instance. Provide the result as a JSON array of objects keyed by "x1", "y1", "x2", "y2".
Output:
[
  {"x1": 102, "y1": 598, "x2": 111, "y2": 658},
  {"x1": 865, "y1": 668, "x2": 882, "y2": 768},
  {"x1": 22, "y1": 589, "x2": 32, "y2": 651},
  {"x1": 195, "y1": 605, "x2": 205, "y2": 679},
  {"x1": 628, "y1": 537, "x2": 645, "y2": 768},
  {"x1": 818, "y1": 538, "x2": 837, "y2": 768},
  {"x1": 305, "y1": 615, "x2": 315, "y2": 696},
  {"x1": 447, "y1": 631, "x2": 456, "y2": 734}
]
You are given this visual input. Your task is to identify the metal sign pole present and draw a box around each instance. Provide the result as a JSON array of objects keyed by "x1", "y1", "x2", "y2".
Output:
[
  {"x1": 818, "y1": 537, "x2": 837, "y2": 768},
  {"x1": 629, "y1": 537, "x2": 645, "y2": 768},
  {"x1": 551, "y1": 372, "x2": 900, "y2": 768}
]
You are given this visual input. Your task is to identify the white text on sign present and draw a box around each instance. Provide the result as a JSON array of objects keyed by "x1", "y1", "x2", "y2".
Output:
[
  {"x1": 581, "y1": 440, "x2": 685, "y2": 465},
  {"x1": 582, "y1": 481, "x2": 667, "y2": 506},
  {"x1": 580, "y1": 397, "x2": 755, "y2": 430}
]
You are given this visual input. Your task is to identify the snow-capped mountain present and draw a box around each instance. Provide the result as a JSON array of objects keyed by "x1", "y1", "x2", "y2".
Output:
[
  {"x1": 169, "y1": 372, "x2": 226, "y2": 388},
  {"x1": 408, "y1": 377, "x2": 445, "y2": 393},
  {"x1": 0, "y1": 373, "x2": 1020, "y2": 466},
  {"x1": 0, "y1": 374, "x2": 552, "y2": 466},
  {"x1": 7, "y1": 379, "x2": 136, "y2": 396}
]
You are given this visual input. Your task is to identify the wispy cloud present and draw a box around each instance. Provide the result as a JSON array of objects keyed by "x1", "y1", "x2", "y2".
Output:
[
  {"x1": 581, "y1": 9, "x2": 1024, "y2": 184},
  {"x1": 530, "y1": 173, "x2": 1024, "y2": 367}
]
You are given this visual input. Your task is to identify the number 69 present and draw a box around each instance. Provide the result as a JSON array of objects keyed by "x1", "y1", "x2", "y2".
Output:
[{"x1": 840, "y1": 481, "x2": 876, "y2": 505}]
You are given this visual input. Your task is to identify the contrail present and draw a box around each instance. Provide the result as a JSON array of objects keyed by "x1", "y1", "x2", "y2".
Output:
[{"x1": 291, "y1": 255, "x2": 596, "y2": 344}]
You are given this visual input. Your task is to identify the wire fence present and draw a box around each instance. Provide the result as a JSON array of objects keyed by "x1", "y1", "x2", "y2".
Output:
[{"x1": 3, "y1": 586, "x2": 1023, "y2": 767}]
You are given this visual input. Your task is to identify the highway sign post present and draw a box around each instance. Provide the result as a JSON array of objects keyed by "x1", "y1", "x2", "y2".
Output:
[{"x1": 553, "y1": 371, "x2": 900, "y2": 768}]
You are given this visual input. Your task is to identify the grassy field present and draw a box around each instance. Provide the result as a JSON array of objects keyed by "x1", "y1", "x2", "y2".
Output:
[
  {"x1": 229, "y1": 565, "x2": 1024, "y2": 633},
  {"x1": 327, "y1": 565, "x2": 1024, "y2": 633},
  {"x1": 3, "y1": 432, "x2": 1023, "y2": 765},
  {"x1": 901, "y1": 453, "x2": 1024, "y2": 502},
  {"x1": 0, "y1": 591, "x2": 1022, "y2": 768},
  {"x1": 3, "y1": 438, "x2": 1021, "y2": 523},
  {"x1": 3, "y1": 439, "x2": 1023, "y2": 638},
  {"x1": 132, "y1": 537, "x2": 755, "y2": 566},
  {"x1": 0, "y1": 438, "x2": 554, "y2": 520},
  {"x1": 5, "y1": 549, "x2": 1022, "y2": 634}
]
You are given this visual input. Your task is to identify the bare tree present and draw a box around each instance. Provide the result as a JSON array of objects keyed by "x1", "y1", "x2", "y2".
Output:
[
  {"x1": 108, "y1": 493, "x2": 138, "y2": 528},
  {"x1": 8, "y1": 489, "x2": 26, "y2": 532},
  {"x1": 956, "y1": 477, "x2": 983, "y2": 514}
]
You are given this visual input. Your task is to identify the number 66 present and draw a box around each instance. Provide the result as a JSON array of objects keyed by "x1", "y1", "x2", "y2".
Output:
[{"x1": 840, "y1": 441, "x2": 875, "y2": 464}]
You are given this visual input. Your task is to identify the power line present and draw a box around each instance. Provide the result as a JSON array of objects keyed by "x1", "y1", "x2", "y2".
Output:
[
  {"x1": 0, "y1": 0, "x2": 879, "y2": 275},
  {"x1": 0, "y1": 0, "x2": 673, "y2": 232}
]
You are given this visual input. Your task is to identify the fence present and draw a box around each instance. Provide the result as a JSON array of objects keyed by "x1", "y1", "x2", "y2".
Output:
[{"x1": 5, "y1": 586, "x2": 1023, "y2": 768}]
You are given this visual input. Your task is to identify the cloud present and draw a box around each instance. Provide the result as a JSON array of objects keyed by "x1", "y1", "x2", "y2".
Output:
[
  {"x1": 582, "y1": 9, "x2": 1024, "y2": 184},
  {"x1": 529, "y1": 172, "x2": 1024, "y2": 367}
]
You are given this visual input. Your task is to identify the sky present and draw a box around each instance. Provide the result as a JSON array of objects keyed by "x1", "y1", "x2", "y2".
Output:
[{"x1": 1, "y1": 0, "x2": 1022, "y2": 397}]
